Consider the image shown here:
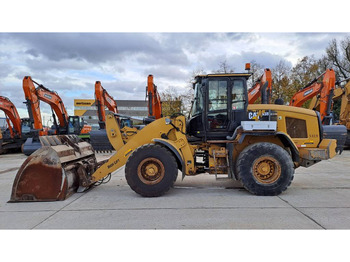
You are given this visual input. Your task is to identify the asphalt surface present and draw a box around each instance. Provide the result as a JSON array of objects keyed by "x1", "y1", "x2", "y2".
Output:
[{"x1": 0, "y1": 150, "x2": 349, "y2": 229}]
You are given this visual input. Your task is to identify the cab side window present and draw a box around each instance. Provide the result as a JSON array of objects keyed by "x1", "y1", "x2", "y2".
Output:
[{"x1": 232, "y1": 80, "x2": 245, "y2": 110}]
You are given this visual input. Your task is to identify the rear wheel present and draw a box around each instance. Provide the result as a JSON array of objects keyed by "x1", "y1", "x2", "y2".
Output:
[
  {"x1": 125, "y1": 144, "x2": 178, "y2": 197},
  {"x1": 236, "y1": 142, "x2": 294, "y2": 196}
]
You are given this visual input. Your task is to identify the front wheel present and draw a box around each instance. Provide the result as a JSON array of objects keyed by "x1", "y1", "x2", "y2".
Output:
[
  {"x1": 125, "y1": 144, "x2": 178, "y2": 197},
  {"x1": 236, "y1": 142, "x2": 294, "y2": 196}
]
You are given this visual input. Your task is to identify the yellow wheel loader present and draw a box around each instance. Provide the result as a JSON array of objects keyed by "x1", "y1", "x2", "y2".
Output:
[{"x1": 9, "y1": 71, "x2": 337, "y2": 201}]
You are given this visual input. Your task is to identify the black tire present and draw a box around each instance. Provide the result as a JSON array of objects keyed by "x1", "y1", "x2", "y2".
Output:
[
  {"x1": 236, "y1": 142, "x2": 294, "y2": 196},
  {"x1": 125, "y1": 144, "x2": 178, "y2": 197}
]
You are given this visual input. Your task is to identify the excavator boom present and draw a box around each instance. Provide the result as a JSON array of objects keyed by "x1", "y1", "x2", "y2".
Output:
[
  {"x1": 147, "y1": 75, "x2": 162, "y2": 119},
  {"x1": 95, "y1": 81, "x2": 118, "y2": 129},
  {"x1": 290, "y1": 69, "x2": 335, "y2": 123},
  {"x1": 23, "y1": 76, "x2": 45, "y2": 136},
  {"x1": 91, "y1": 81, "x2": 120, "y2": 151},
  {"x1": 35, "y1": 82, "x2": 69, "y2": 129},
  {"x1": 248, "y1": 68, "x2": 272, "y2": 104}
]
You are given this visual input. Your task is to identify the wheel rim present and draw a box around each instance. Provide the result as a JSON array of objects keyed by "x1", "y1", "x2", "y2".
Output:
[
  {"x1": 137, "y1": 157, "x2": 165, "y2": 185},
  {"x1": 252, "y1": 156, "x2": 281, "y2": 184}
]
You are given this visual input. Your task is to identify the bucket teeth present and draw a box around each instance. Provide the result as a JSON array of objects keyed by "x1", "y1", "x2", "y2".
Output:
[{"x1": 9, "y1": 135, "x2": 98, "y2": 202}]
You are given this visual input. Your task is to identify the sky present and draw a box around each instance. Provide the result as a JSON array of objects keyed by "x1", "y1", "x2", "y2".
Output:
[
  {"x1": 0, "y1": 32, "x2": 349, "y2": 121},
  {"x1": 0, "y1": 0, "x2": 349, "y2": 122}
]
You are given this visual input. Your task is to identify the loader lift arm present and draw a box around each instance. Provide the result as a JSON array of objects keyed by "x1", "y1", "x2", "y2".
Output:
[
  {"x1": 248, "y1": 68, "x2": 272, "y2": 104},
  {"x1": 0, "y1": 96, "x2": 22, "y2": 138},
  {"x1": 289, "y1": 69, "x2": 336, "y2": 124}
]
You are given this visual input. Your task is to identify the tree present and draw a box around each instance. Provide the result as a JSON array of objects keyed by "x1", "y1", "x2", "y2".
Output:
[
  {"x1": 325, "y1": 37, "x2": 350, "y2": 79},
  {"x1": 249, "y1": 60, "x2": 264, "y2": 83},
  {"x1": 215, "y1": 60, "x2": 235, "y2": 73},
  {"x1": 288, "y1": 56, "x2": 322, "y2": 106},
  {"x1": 271, "y1": 60, "x2": 291, "y2": 103},
  {"x1": 160, "y1": 87, "x2": 183, "y2": 116},
  {"x1": 247, "y1": 60, "x2": 265, "y2": 90}
]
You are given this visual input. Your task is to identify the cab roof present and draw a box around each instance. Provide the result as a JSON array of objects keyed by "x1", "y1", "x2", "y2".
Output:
[{"x1": 195, "y1": 73, "x2": 252, "y2": 79}]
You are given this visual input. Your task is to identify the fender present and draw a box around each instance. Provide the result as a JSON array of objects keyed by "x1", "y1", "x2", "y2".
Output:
[
  {"x1": 153, "y1": 138, "x2": 185, "y2": 179},
  {"x1": 275, "y1": 132, "x2": 300, "y2": 163},
  {"x1": 238, "y1": 131, "x2": 300, "y2": 163}
]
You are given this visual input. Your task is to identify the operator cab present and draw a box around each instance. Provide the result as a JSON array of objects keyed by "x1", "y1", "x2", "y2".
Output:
[
  {"x1": 187, "y1": 72, "x2": 251, "y2": 140},
  {"x1": 68, "y1": 116, "x2": 84, "y2": 134},
  {"x1": 21, "y1": 118, "x2": 32, "y2": 135}
]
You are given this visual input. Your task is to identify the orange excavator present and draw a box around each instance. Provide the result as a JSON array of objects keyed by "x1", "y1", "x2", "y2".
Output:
[
  {"x1": 309, "y1": 78, "x2": 350, "y2": 147},
  {"x1": 0, "y1": 96, "x2": 34, "y2": 153},
  {"x1": 95, "y1": 80, "x2": 119, "y2": 129},
  {"x1": 90, "y1": 75, "x2": 162, "y2": 152},
  {"x1": 0, "y1": 96, "x2": 23, "y2": 139},
  {"x1": 21, "y1": 76, "x2": 91, "y2": 155},
  {"x1": 90, "y1": 81, "x2": 135, "y2": 151},
  {"x1": 94, "y1": 74, "x2": 162, "y2": 128},
  {"x1": 248, "y1": 68, "x2": 273, "y2": 104},
  {"x1": 289, "y1": 69, "x2": 347, "y2": 152},
  {"x1": 290, "y1": 69, "x2": 336, "y2": 124}
]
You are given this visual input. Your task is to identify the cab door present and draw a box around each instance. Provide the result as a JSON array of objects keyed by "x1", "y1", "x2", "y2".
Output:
[
  {"x1": 229, "y1": 78, "x2": 248, "y2": 131},
  {"x1": 206, "y1": 78, "x2": 229, "y2": 135}
]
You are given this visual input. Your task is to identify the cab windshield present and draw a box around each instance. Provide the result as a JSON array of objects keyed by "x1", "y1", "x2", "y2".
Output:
[{"x1": 190, "y1": 82, "x2": 203, "y2": 117}]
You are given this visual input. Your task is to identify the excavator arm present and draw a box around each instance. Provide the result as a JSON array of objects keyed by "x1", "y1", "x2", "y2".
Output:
[
  {"x1": 248, "y1": 68, "x2": 272, "y2": 104},
  {"x1": 290, "y1": 69, "x2": 336, "y2": 124},
  {"x1": 0, "y1": 96, "x2": 22, "y2": 138},
  {"x1": 35, "y1": 81, "x2": 69, "y2": 129},
  {"x1": 23, "y1": 76, "x2": 45, "y2": 135},
  {"x1": 147, "y1": 75, "x2": 162, "y2": 119},
  {"x1": 95, "y1": 81, "x2": 118, "y2": 129},
  {"x1": 23, "y1": 76, "x2": 78, "y2": 134}
]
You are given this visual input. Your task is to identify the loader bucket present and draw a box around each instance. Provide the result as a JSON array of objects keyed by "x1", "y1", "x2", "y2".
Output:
[
  {"x1": 9, "y1": 135, "x2": 98, "y2": 202},
  {"x1": 22, "y1": 137, "x2": 42, "y2": 156},
  {"x1": 90, "y1": 129, "x2": 114, "y2": 152}
]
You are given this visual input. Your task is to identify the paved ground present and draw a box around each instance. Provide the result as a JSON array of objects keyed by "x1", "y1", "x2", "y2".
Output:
[{"x1": 0, "y1": 150, "x2": 349, "y2": 229}]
